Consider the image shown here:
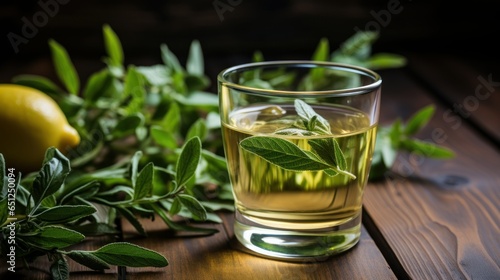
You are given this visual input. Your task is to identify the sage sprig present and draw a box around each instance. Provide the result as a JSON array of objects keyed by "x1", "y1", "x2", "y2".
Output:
[{"x1": 240, "y1": 99, "x2": 356, "y2": 179}]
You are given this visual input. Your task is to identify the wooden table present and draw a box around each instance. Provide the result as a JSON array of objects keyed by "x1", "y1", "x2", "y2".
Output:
[{"x1": 1, "y1": 54, "x2": 499, "y2": 279}]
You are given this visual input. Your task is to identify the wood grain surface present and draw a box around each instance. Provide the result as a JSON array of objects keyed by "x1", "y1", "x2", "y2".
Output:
[{"x1": 363, "y1": 67, "x2": 500, "y2": 280}]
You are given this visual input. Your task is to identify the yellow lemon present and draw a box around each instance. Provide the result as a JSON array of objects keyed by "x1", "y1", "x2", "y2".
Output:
[{"x1": 0, "y1": 84, "x2": 80, "y2": 172}]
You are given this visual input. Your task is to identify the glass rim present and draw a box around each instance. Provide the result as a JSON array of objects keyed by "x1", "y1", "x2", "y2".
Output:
[{"x1": 218, "y1": 60, "x2": 382, "y2": 97}]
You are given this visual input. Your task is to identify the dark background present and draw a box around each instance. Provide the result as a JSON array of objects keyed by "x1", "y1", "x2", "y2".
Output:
[{"x1": 1, "y1": 0, "x2": 498, "y2": 84}]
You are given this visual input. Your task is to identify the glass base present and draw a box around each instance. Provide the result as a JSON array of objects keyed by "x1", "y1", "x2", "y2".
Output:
[{"x1": 233, "y1": 212, "x2": 361, "y2": 261}]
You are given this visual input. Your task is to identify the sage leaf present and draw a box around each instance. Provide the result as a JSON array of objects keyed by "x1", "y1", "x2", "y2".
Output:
[
  {"x1": 176, "y1": 137, "x2": 202, "y2": 187},
  {"x1": 83, "y1": 69, "x2": 113, "y2": 103},
  {"x1": 49, "y1": 39, "x2": 80, "y2": 94},
  {"x1": 0, "y1": 198, "x2": 7, "y2": 226},
  {"x1": 311, "y1": 37, "x2": 329, "y2": 82},
  {"x1": 93, "y1": 242, "x2": 168, "y2": 267},
  {"x1": 32, "y1": 148, "x2": 70, "y2": 209},
  {"x1": 124, "y1": 66, "x2": 146, "y2": 113},
  {"x1": 400, "y1": 139, "x2": 455, "y2": 158},
  {"x1": 23, "y1": 226, "x2": 85, "y2": 250},
  {"x1": 12, "y1": 74, "x2": 62, "y2": 95},
  {"x1": 51, "y1": 258, "x2": 69, "y2": 280},
  {"x1": 112, "y1": 113, "x2": 145, "y2": 138},
  {"x1": 332, "y1": 138, "x2": 347, "y2": 170},
  {"x1": 130, "y1": 150, "x2": 142, "y2": 190},
  {"x1": 174, "y1": 91, "x2": 219, "y2": 107},
  {"x1": 117, "y1": 207, "x2": 146, "y2": 236},
  {"x1": 294, "y1": 99, "x2": 330, "y2": 133},
  {"x1": 136, "y1": 65, "x2": 171, "y2": 86},
  {"x1": 161, "y1": 43, "x2": 183, "y2": 72},
  {"x1": 240, "y1": 136, "x2": 331, "y2": 171},
  {"x1": 153, "y1": 203, "x2": 218, "y2": 235},
  {"x1": 34, "y1": 205, "x2": 96, "y2": 224},
  {"x1": 150, "y1": 126, "x2": 177, "y2": 149},
  {"x1": 404, "y1": 105, "x2": 435, "y2": 136},
  {"x1": 103, "y1": 24, "x2": 124, "y2": 67},
  {"x1": 187, "y1": 40, "x2": 204, "y2": 75},
  {"x1": 308, "y1": 138, "x2": 347, "y2": 170},
  {"x1": 177, "y1": 194, "x2": 207, "y2": 221},
  {"x1": 134, "y1": 162, "x2": 154, "y2": 200},
  {"x1": 161, "y1": 101, "x2": 181, "y2": 133},
  {"x1": 186, "y1": 118, "x2": 207, "y2": 142},
  {"x1": 366, "y1": 53, "x2": 407, "y2": 70},
  {"x1": 169, "y1": 197, "x2": 182, "y2": 215},
  {"x1": 67, "y1": 251, "x2": 110, "y2": 270}
]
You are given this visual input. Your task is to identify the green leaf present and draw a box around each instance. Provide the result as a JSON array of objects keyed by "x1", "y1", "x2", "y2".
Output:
[
  {"x1": 112, "y1": 113, "x2": 145, "y2": 138},
  {"x1": 404, "y1": 105, "x2": 435, "y2": 136},
  {"x1": 49, "y1": 39, "x2": 80, "y2": 94},
  {"x1": 23, "y1": 226, "x2": 85, "y2": 250},
  {"x1": 334, "y1": 31, "x2": 378, "y2": 59},
  {"x1": 67, "y1": 250, "x2": 110, "y2": 270},
  {"x1": 154, "y1": 203, "x2": 218, "y2": 235},
  {"x1": 32, "y1": 148, "x2": 71, "y2": 209},
  {"x1": 103, "y1": 24, "x2": 124, "y2": 66},
  {"x1": 136, "y1": 65, "x2": 171, "y2": 86},
  {"x1": 51, "y1": 258, "x2": 69, "y2": 280},
  {"x1": 150, "y1": 126, "x2": 177, "y2": 149},
  {"x1": 93, "y1": 242, "x2": 168, "y2": 267},
  {"x1": 308, "y1": 138, "x2": 346, "y2": 169},
  {"x1": 117, "y1": 207, "x2": 146, "y2": 236},
  {"x1": 177, "y1": 194, "x2": 207, "y2": 221},
  {"x1": 124, "y1": 66, "x2": 146, "y2": 113},
  {"x1": 311, "y1": 38, "x2": 329, "y2": 82},
  {"x1": 161, "y1": 101, "x2": 181, "y2": 133},
  {"x1": 252, "y1": 50, "x2": 264, "y2": 62},
  {"x1": 130, "y1": 151, "x2": 143, "y2": 189},
  {"x1": 12, "y1": 74, "x2": 62, "y2": 95},
  {"x1": 83, "y1": 69, "x2": 113, "y2": 102},
  {"x1": 240, "y1": 136, "x2": 331, "y2": 171},
  {"x1": 332, "y1": 138, "x2": 347, "y2": 170},
  {"x1": 169, "y1": 197, "x2": 182, "y2": 215},
  {"x1": 174, "y1": 91, "x2": 218, "y2": 108},
  {"x1": 294, "y1": 99, "x2": 330, "y2": 133},
  {"x1": 186, "y1": 40, "x2": 204, "y2": 75},
  {"x1": 34, "y1": 205, "x2": 96, "y2": 223},
  {"x1": 366, "y1": 53, "x2": 407, "y2": 70},
  {"x1": 134, "y1": 162, "x2": 154, "y2": 200},
  {"x1": 161, "y1": 43, "x2": 183, "y2": 73},
  {"x1": 0, "y1": 198, "x2": 7, "y2": 226},
  {"x1": 400, "y1": 139, "x2": 455, "y2": 158},
  {"x1": 186, "y1": 119, "x2": 207, "y2": 141},
  {"x1": 176, "y1": 137, "x2": 202, "y2": 187}
]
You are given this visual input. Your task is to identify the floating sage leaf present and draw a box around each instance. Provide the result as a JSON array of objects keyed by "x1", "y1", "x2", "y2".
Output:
[{"x1": 240, "y1": 136, "x2": 331, "y2": 171}]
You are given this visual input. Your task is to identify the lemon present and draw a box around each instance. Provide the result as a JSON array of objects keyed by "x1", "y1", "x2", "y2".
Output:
[{"x1": 0, "y1": 84, "x2": 80, "y2": 172}]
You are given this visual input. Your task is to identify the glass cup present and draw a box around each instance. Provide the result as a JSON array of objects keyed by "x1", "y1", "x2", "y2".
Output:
[{"x1": 218, "y1": 61, "x2": 381, "y2": 260}]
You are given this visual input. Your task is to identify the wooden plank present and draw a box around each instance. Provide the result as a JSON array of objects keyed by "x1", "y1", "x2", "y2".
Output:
[
  {"x1": 408, "y1": 54, "x2": 500, "y2": 144},
  {"x1": 120, "y1": 212, "x2": 396, "y2": 280},
  {"x1": 363, "y1": 67, "x2": 500, "y2": 279}
]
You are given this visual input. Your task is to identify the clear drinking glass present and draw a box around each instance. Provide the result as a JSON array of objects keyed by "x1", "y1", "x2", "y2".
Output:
[{"x1": 218, "y1": 61, "x2": 381, "y2": 260}]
